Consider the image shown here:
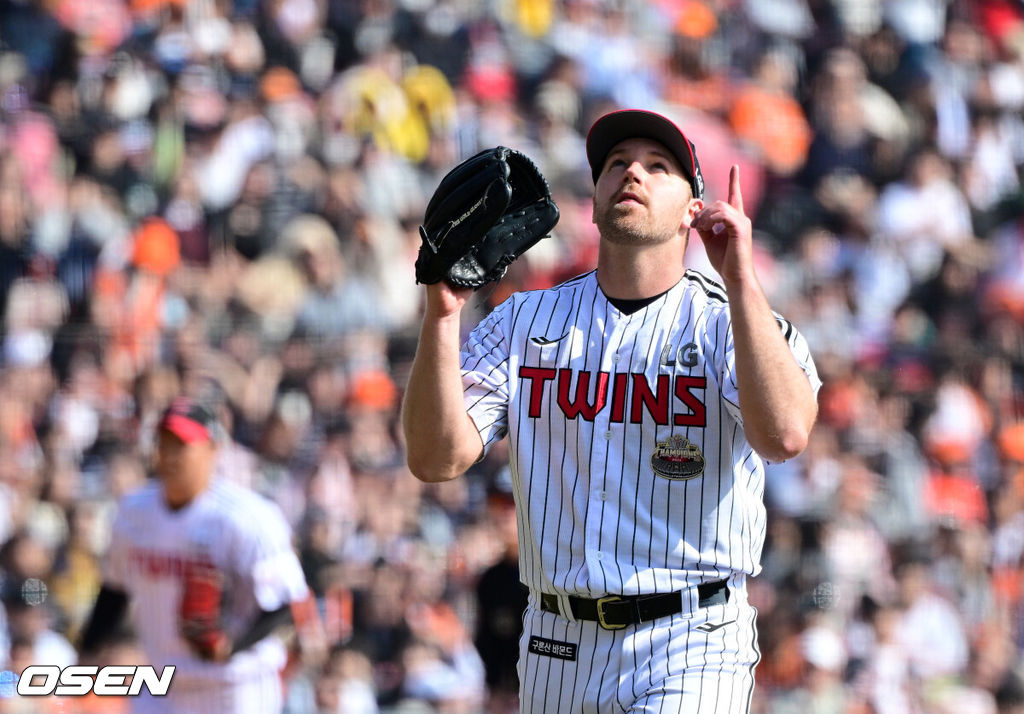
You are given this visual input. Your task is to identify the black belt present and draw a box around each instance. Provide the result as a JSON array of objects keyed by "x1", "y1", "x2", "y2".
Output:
[{"x1": 540, "y1": 580, "x2": 729, "y2": 630}]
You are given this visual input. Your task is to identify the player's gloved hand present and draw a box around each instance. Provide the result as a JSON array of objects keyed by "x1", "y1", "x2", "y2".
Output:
[
  {"x1": 179, "y1": 561, "x2": 231, "y2": 661},
  {"x1": 416, "y1": 146, "x2": 559, "y2": 289}
]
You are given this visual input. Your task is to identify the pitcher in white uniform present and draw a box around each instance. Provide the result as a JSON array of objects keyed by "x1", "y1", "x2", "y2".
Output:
[
  {"x1": 403, "y1": 108, "x2": 820, "y2": 713},
  {"x1": 80, "y1": 396, "x2": 311, "y2": 714}
]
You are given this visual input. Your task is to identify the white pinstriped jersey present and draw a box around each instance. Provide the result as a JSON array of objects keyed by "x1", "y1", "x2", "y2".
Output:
[
  {"x1": 462, "y1": 270, "x2": 820, "y2": 598},
  {"x1": 105, "y1": 478, "x2": 309, "y2": 713}
]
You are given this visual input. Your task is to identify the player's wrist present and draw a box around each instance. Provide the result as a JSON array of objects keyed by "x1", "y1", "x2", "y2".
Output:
[
  {"x1": 719, "y1": 267, "x2": 761, "y2": 295},
  {"x1": 215, "y1": 634, "x2": 233, "y2": 661},
  {"x1": 424, "y1": 304, "x2": 464, "y2": 323},
  {"x1": 423, "y1": 283, "x2": 468, "y2": 321},
  {"x1": 195, "y1": 630, "x2": 232, "y2": 661}
]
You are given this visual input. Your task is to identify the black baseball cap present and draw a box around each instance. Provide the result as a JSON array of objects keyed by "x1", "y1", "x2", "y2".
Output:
[
  {"x1": 159, "y1": 397, "x2": 218, "y2": 443},
  {"x1": 586, "y1": 109, "x2": 705, "y2": 199}
]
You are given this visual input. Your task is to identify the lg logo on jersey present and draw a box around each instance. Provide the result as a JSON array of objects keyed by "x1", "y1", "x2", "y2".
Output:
[
  {"x1": 660, "y1": 341, "x2": 699, "y2": 368},
  {"x1": 15, "y1": 665, "x2": 175, "y2": 697},
  {"x1": 518, "y1": 367, "x2": 707, "y2": 426}
]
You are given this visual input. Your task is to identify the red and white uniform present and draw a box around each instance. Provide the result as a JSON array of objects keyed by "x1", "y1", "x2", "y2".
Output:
[{"x1": 105, "y1": 479, "x2": 309, "y2": 714}]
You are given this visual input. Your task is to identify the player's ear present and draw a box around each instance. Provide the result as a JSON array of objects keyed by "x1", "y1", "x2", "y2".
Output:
[{"x1": 681, "y1": 198, "x2": 703, "y2": 229}]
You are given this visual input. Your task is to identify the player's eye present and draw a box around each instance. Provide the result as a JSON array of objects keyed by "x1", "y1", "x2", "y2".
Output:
[{"x1": 651, "y1": 162, "x2": 668, "y2": 173}]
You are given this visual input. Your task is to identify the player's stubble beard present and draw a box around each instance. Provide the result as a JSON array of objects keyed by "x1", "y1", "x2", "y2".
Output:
[{"x1": 593, "y1": 197, "x2": 690, "y2": 249}]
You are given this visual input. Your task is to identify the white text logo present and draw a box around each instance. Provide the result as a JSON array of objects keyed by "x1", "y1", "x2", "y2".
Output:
[{"x1": 16, "y1": 665, "x2": 175, "y2": 697}]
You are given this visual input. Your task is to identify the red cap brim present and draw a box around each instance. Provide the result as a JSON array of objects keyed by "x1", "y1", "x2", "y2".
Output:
[{"x1": 161, "y1": 414, "x2": 210, "y2": 443}]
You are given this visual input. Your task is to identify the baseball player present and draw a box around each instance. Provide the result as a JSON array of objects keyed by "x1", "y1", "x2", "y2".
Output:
[
  {"x1": 79, "y1": 397, "x2": 311, "y2": 714},
  {"x1": 403, "y1": 109, "x2": 820, "y2": 712}
]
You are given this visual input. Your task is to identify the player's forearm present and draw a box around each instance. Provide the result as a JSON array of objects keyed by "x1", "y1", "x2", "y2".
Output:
[
  {"x1": 725, "y1": 275, "x2": 817, "y2": 461},
  {"x1": 402, "y1": 308, "x2": 483, "y2": 482}
]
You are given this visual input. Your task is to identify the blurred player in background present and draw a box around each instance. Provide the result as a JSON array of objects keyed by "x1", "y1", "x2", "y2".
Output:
[{"x1": 79, "y1": 397, "x2": 313, "y2": 714}]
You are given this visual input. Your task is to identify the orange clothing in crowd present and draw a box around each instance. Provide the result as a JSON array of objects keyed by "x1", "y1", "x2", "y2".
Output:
[
  {"x1": 925, "y1": 471, "x2": 989, "y2": 526},
  {"x1": 729, "y1": 83, "x2": 812, "y2": 176}
]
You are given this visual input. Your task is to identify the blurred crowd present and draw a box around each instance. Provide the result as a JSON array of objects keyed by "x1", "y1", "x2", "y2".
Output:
[{"x1": 1, "y1": 0, "x2": 1024, "y2": 711}]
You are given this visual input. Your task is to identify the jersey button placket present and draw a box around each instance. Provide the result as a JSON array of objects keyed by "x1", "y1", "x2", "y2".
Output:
[{"x1": 585, "y1": 316, "x2": 624, "y2": 584}]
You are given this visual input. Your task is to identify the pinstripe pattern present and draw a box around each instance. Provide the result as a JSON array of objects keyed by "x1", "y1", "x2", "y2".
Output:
[
  {"x1": 517, "y1": 583, "x2": 761, "y2": 713},
  {"x1": 462, "y1": 269, "x2": 818, "y2": 712},
  {"x1": 105, "y1": 479, "x2": 308, "y2": 714},
  {"x1": 462, "y1": 271, "x2": 821, "y2": 597}
]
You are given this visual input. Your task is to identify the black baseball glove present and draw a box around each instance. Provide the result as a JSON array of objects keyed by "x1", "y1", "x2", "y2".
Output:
[{"x1": 416, "y1": 146, "x2": 559, "y2": 289}]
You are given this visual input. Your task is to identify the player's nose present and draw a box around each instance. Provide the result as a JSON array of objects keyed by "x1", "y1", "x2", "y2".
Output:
[{"x1": 621, "y1": 160, "x2": 645, "y2": 184}]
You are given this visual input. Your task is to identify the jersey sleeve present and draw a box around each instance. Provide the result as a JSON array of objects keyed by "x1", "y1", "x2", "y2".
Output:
[
  {"x1": 236, "y1": 498, "x2": 309, "y2": 612},
  {"x1": 712, "y1": 308, "x2": 822, "y2": 426},
  {"x1": 774, "y1": 312, "x2": 822, "y2": 395},
  {"x1": 461, "y1": 299, "x2": 513, "y2": 454}
]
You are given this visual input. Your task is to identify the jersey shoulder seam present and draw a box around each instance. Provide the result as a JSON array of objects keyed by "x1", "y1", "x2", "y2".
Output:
[
  {"x1": 518, "y1": 270, "x2": 594, "y2": 297},
  {"x1": 118, "y1": 482, "x2": 162, "y2": 511},
  {"x1": 509, "y1": 270, "x2": 594, "y2": 333},
  {"x1": 683, "y1": 269, "x2": 729, "y2": 306},
  {"x1": 511, "y1": 270, "x2": 593, "y2": 308},
  {"x1": 212, "y1": 479, "x2": 276, "y2": 515},
  {"x1": 215, "y1": 486, "x2": 288, "y2": 544}
]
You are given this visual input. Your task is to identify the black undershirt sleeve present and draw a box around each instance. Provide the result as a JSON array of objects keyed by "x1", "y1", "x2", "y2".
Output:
[
  {"x1": 79, "y1": 586, "x2": 295, "y2": 658},
  {"x1": 79, "y1": 584, "x2": 130, "y2": 656},
  {"x1": 231, "y1": 604, "x2": 294, "y2": 654}
]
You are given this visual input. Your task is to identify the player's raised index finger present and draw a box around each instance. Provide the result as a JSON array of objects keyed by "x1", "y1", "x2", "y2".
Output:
[{"x1": 728, "y1": 165, "x2": 743, "y2": 213}]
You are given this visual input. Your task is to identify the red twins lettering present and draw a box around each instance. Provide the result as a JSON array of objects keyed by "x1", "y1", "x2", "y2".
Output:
[
  {"x1": 520, "y1": 367, "x2": 557, "y2": 417},
  {"x1": 631, "y1": 374, "x2": 670, "y2": 424},
  {"x1": 610, "y1": 373, "x2": 629, "y2": 422},
  {"x1": 518, "y1": 367, "x2": 706, "y2": 426},
  {"x1": 674, "y1": 376, "x2": 707, "y2": 426},
  {"x1": 129, "y1": 550, "x2": 215, "y2": 579},
  {"x1": 557, "y1": 369, "x2": 609, "y2": 420}
]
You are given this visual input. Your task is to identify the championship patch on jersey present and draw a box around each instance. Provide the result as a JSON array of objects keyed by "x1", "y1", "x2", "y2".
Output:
[
  {"x1": 650, "y1": 435, "x2": 705, "y2": 480},
  {"x1": 528, "y1": 636, "x2": 578, "y2": 661}
]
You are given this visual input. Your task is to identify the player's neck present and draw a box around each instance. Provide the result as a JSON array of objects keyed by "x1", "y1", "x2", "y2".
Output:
[
  {"x1": 163, "y1": 491, "x2": 197, "y2": 511},
  {"x1": 162, "y1": 476, "x2": 212, "y2": 510},
  {"x1": 596, "y1": 240, "x2": 686, "y2": 300}
]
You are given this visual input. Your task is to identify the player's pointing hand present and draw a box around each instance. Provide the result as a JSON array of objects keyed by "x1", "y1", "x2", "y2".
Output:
[
  {"x1": 692, "y1": 165, "x2": 754, "y2": 286},
  {"x1": 727, "y1": 162, "x2": 744, "y2": 214}
]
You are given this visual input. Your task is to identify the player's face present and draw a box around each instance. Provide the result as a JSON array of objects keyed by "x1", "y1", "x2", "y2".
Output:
[
  {"x1": 155, "y1": 429, "x2": 216, "y2": 505},
  {"x1": 592, "y1": 138, "x2": 698, "y2": 246}
]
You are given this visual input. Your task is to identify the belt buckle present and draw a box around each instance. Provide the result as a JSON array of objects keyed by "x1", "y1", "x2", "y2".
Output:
[{"x1": 596, "y1": 596, "x2": 626, "y2": 630}]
